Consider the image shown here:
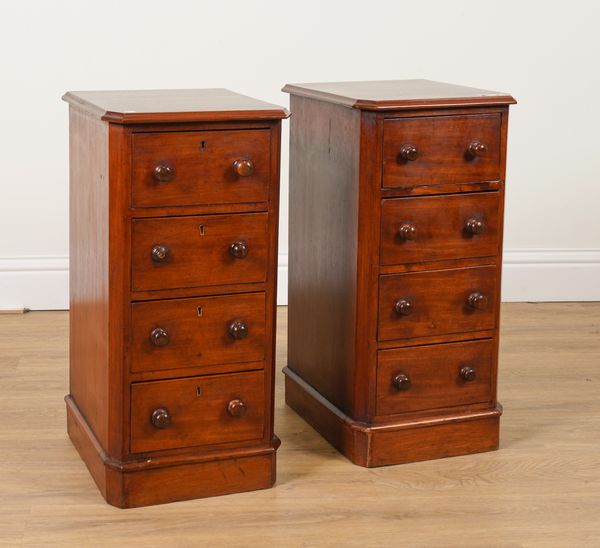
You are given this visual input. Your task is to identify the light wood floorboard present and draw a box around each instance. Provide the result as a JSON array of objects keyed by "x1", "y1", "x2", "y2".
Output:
[{"x1": 0, "y1": 304, "x2": 599, "y2": 547}]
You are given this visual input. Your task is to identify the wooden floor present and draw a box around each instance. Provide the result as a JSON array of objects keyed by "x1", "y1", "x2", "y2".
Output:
[{"x1": 1, "y1": 304, "x2": 599, "y2": 547}]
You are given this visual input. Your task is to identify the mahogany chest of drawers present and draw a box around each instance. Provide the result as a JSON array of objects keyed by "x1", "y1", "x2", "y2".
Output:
[
  {"x1": 282, "y1": 80, "x2": 515, "y2": 467},
  {"x1": 63, "y1": 89, "x2": 287, "y2": 506}
]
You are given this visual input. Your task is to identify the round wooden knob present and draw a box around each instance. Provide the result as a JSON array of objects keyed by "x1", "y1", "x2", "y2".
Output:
[
  {"x1": 468, "y1": 292, "x2": 488, "y2": 310},
  {"x1": 151, "y1": 244, "x2": 170, "y2": 263},
  {"x1": 227, "y1": 399, "x2": 247, "y2": 418},
  {"x1": 153, "y1": 163, "x2": 175, "y2": 182},
  {"x1": 150, "y1": 327, "x2": 170, "y2": 347},
  {"x1": 228, "y1": 320, "x2": 248, "y2": 340},
  {"x1": 399, "y1": 144, "x2": 418, "y2": 162},
  {"x1": 232, "y1": 159, "x2": 254, "y2": 177},
  {"x1": 465, "y1": 218, "x2": 485, "y2": 235},
  {"x1": 460, "y1": 365, "x2": 476, "y2": 381},
  {"x1": 468, "y1": 140, "x2": 487, "y2": 157},
  {"x1": 399, "y1": 223, "x2": 417, "y2": 241},
  {"x1": 151, "y1": 408, "x2": 171, "y2": 429},
  {"x1": 393, "y1": 373, "x2": 411, "y2": 391},
  {"x1": 395, "y1": 299, "x2": 412, "y2": 316},
  {"x1": 229, "y1": 240, "x2": 249, "y2": 259}
]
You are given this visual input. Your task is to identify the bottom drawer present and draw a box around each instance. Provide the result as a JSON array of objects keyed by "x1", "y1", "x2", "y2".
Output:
[
  {"x1": 376, "y1": 339, "x2": 494, "y2": 416},
  {"x1": 130, "y1": 370, "x2": 265, "y2": 453}
]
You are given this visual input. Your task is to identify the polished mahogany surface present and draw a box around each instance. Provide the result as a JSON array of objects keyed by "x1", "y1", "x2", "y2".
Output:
[
  {"x1": 62, "y1": 88, "x2": 289, "y2": 123},
  {"x1": 131, "y1": 212, "x2": 269, "y2": 291},
  {"x1": 282, "y1": 79, "x2": 516, "y2": 110},
  {"x1": 130, "y1": 370, "x2": 266, "y2": 453},
  {"x1": 377, "y1": 265, "x2": 498, "y2": 341},
  {"x1": 65, "y1": 89, "x2": 284, "y2": 507},
  {"x1": 131, "y1": 129, "x2": 272, "y2": 208},
  {"x1": 380, "y1": 192, "x2": 500, "y2": 265},
  {"x1": 284, "y1": 79, "x2": 514, "y2": 467},
  {"x1": 376, "y1": 339, "x2": 494, "y2": 415},
  {"x1": 382, "y1": 114, "x2": 502, "y2": 187},
  {"x1": 130, "y1": 292, "x2": 266, "y2": 374}
]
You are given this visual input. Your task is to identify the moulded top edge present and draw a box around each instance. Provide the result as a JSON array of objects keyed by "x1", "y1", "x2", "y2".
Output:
[{"x1": 282, "y1": 79, "x2": 516, "y2": 110}]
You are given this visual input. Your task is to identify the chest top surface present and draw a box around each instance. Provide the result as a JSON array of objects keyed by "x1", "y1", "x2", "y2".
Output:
[
  {"x1": 282, "y1": 79, "x2": 516, "y2": 111},
  {"x1": 62, "y1": 88, "x2": 289, "y2": 124}
]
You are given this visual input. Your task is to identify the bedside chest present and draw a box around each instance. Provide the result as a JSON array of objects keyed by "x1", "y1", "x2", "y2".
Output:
[
  {"x1": 282, "y1": 80, "x2": 515, "y2": 467},
  {"x1": 63, "y1": 89, "x2": 287, "y2": 506}
]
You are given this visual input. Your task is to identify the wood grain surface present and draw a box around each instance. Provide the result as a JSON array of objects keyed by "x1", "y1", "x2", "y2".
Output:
[
  {"x1": 1, "y1": 304, "x2": 599, "y2": 546},
  {"x1": 130, "y1": 370, "x2": 265, "y2": 453},
  {"x1": 376, "y1": 338, "x2": 494, "y2": 415},
  {"x1": 380, "y1": 191, "x2": 500, "y2": 265},
  {"x1": 281, "y1": 79, "x2": 516, "y2": 110},
  {"x1": 378, "y1": 265, "x2": 498, "y2": 341},
  {"x1": 131, "y1": 212, "x2": 269, "y2": 291},
  {"x1": 63, "y1": 89, "x2": 289, "y2": 124},
  {"x1": 382, "y1": 113, "x2": 502, "y2": 188},
  {"x1": 131, "y1": 129, "x2": 271, "y2": 208},
  {"x1": 129, "y1": 292, "x2": 266, "y2": 374}
]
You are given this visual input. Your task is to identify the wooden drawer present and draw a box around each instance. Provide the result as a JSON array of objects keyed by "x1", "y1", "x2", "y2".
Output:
[
  {"x1": 376, "y1": 339, "x2": 494, "y2": 415},
  {"x1": 378, "y1": 265, "x2": 497, "y2": 341},
  {"x1": 132, "y1": 129, "x2": 270, "y2": 208},
  {"x1": 380, "y1": 192, "x2": 500, "y2": 265},
  {"x1": 130, "y1": 292, "x2": 266, "y2": 374},
  {"x1": 130, "y1": 370, "x2": 265, "y2": 453},
  {"x1": 132, "y1": 212, "x2": 268, "y2": 291},
  {"x1": 382, "y1": 114, "x2": 501, "y2": 188}
]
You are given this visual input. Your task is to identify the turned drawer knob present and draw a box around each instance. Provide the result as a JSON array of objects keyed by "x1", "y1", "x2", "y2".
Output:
[
  {"x1": 468, "y1": 140, "x2": 487, "y2": 157},
  {"x1": 468, "y1": 292, "x2": 488, "y2": 310},
  {"x1": 151, "y1": 408, "x2": 171, "y2": 429},
  {"x1": 229, "y1": 240, "x2": 249, "y2": 259},
  {"x1": 153, "y1": 163, "x2": 175, "y2": 183},
  {"x1": 399, "y1": 143, "x2": 418, "y2": 162},
  {"x1": 232, "y1": 159, "x2": 254, "y2": 177},
  {"x1": 227, "y1": 399, "x2": 247, "y2": 418},
  {"x1": 151, "y1": 244, "x2": 170, "y2": 263},
  {"x1": 393, "y1": 373, "x2": 411, "y2": 391},
  {"x1": 465, "y1": 218, "x2": 485, "y2": 235},
  {"x1": 149, "y1": 327, "x2": 170, "y2": 347},
  {"x1": 398, "y1": 222, "x2": 417, "y2": 241},
  {"x1": 460, "y1": 365, "x2": 476, "y2": 381},
  {"x1": 395, "y1": 299, "x2": 412, "y2": 316},
  {"x1": 228, "y1": 320, "x2": 248, "y2": 340}
]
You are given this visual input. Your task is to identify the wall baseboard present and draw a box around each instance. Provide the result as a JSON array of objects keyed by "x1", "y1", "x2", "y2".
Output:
[
  {"x1": 501, "y1": 249, "x2": 600, "y2": 302},
  {"x1": 1, "y1": 249, "x2": 598, "y2": 310},
  {"x1": 0, "y1": 256, "x2": 69, "y2": 311}
]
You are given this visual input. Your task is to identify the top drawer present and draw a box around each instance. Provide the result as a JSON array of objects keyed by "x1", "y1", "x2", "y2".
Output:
[
  {"x1": 132, "y1": 129, "x2": 271, "y2": 208},
  {"x1": 382, "y1": 114, "x2": 501, "y2": 189}
]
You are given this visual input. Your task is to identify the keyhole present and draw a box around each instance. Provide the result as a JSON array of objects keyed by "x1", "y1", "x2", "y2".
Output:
[
  {"x1": 200, "y1": 140, "x2": 206, "y2": 151},
  {"x1": 199, "y1": 225, "x2": 205, "y2": 236},
  {"x1": 196, "y1": 386, "x2": 202, "y2": 397},
  {"x1": 197, "y1": 306, "x2": 203, "y2": 317}
]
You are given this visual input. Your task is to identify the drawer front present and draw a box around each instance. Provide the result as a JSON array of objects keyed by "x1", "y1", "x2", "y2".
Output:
[
  {"x1": 382, "y1": 114, "x2": 501, "y2": 188},
  {"x1": 132, "y1": 213, "x2": 268, "y2": 291},
  {"x1": 130, "y1": 292, "x2": 266, "y2": 374},
  {"x1": 376, "y1": 339, "x2": 494, "y2": 415},
  {"x1": 132, "y1": 129, "x2": 271, "y2": 208},
  {"x1": 378, "y1": 265, "x2": 497, "y2": 341},
  {"x1": 380, "y1": 192, "x2": 500, "y2": 265},
  {"x1": 130, "y1": 370, "x2": 265, "y2": 453}
]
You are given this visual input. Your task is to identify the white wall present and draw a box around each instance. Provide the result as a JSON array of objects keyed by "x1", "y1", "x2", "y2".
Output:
[{"x1": 1, "y1": 0, "x2": 599, "y2": 309}]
